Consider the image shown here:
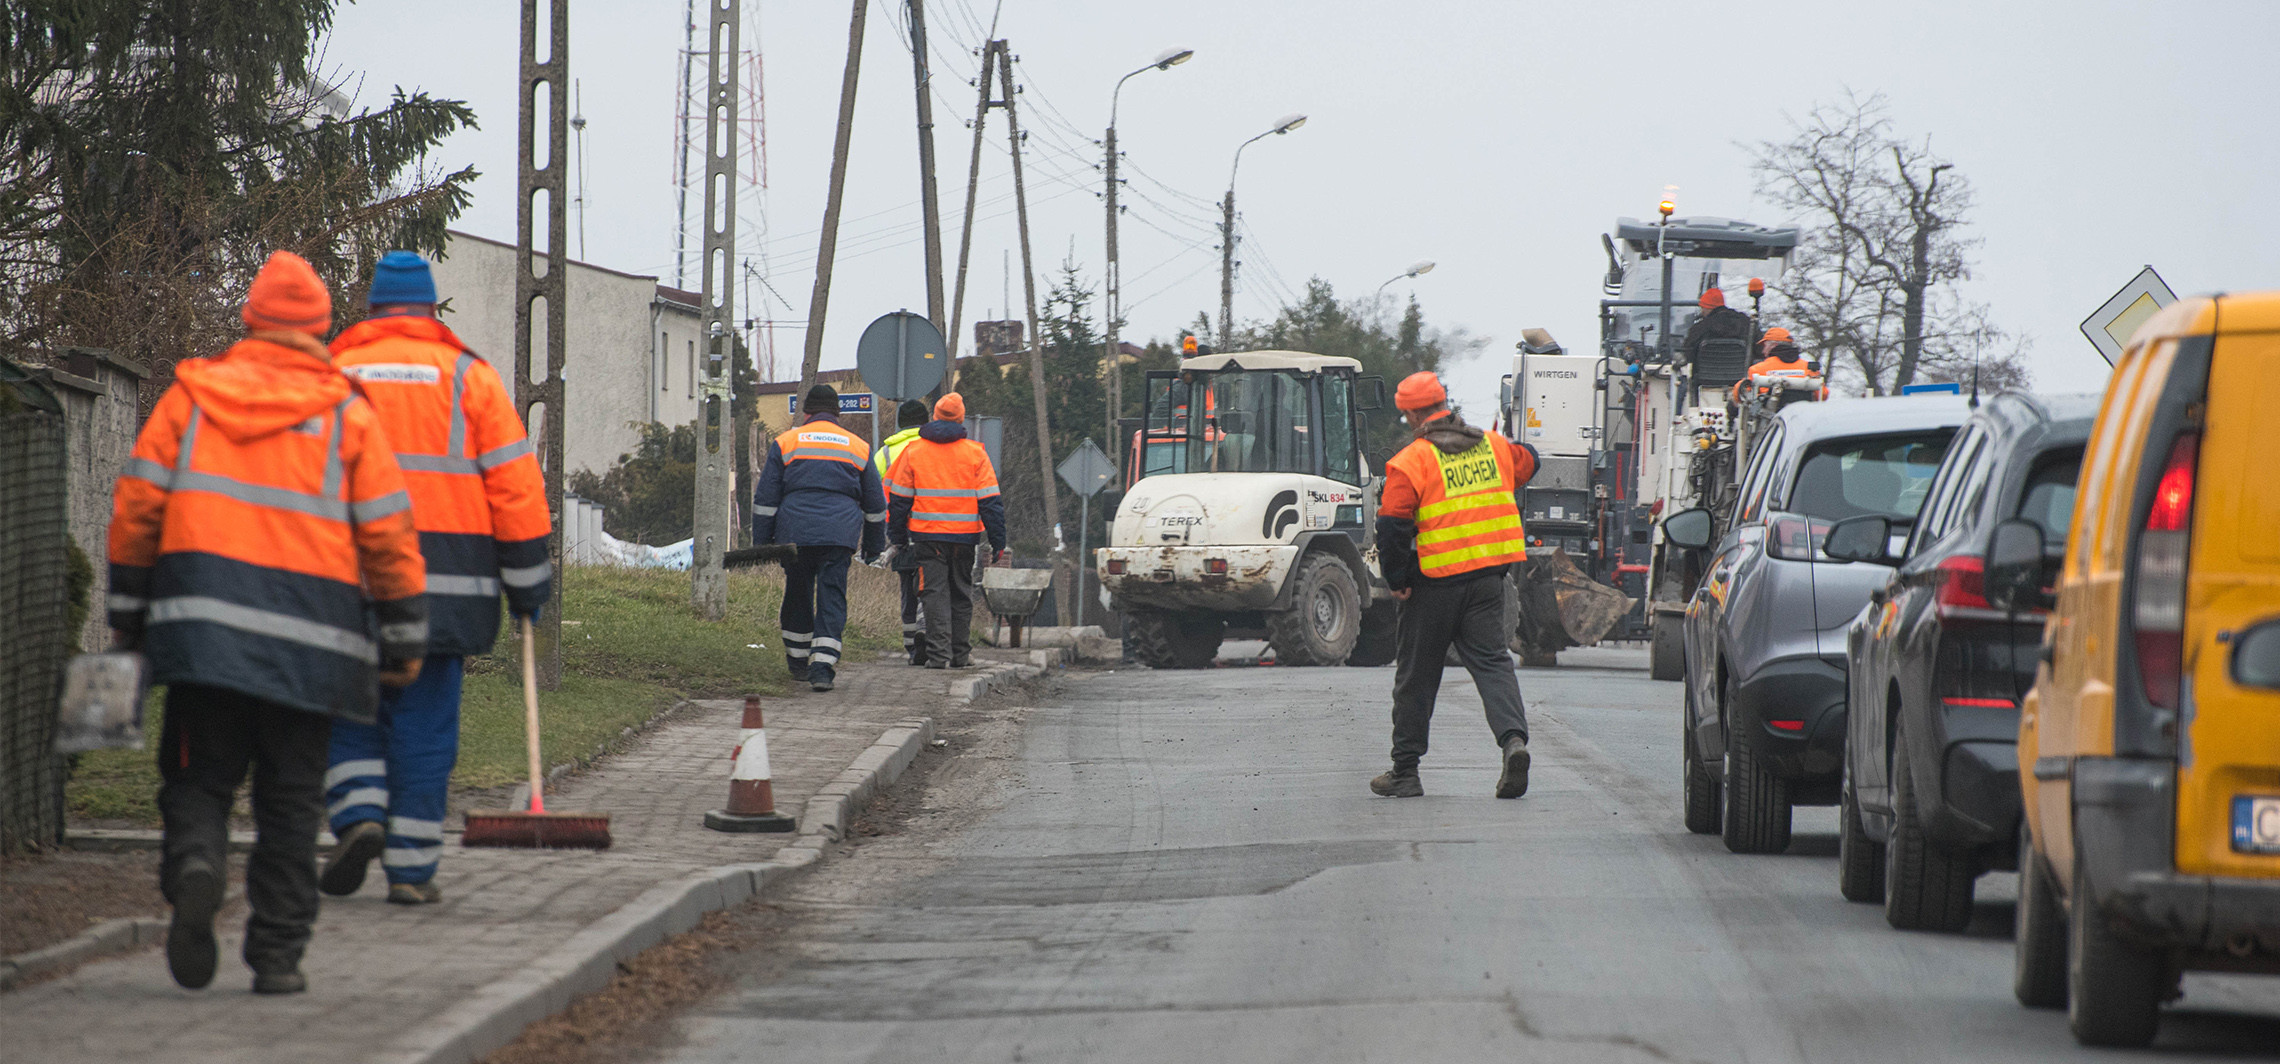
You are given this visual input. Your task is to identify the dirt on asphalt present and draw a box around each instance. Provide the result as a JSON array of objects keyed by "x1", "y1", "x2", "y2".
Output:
[{"x1": 478, "y1": 676, "x2": 1044, "y2": 1064}]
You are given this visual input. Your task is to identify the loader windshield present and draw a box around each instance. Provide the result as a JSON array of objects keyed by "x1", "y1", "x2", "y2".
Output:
[{"x1": 1188, "y1": 369, "x2": 1316, "y2": 476}]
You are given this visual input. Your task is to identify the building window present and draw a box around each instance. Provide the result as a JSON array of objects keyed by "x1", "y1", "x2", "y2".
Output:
[
  {"x1": 659, "y1": 331, "x2": 669, "y2": 391},
  {"x1": 687, "y1": 340, "x2": 695, "y2": 400}
]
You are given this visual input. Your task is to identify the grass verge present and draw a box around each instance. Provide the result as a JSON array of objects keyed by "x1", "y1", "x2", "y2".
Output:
[{"x1": 67, "y1": 562, "x2": 905, "y2": 824}]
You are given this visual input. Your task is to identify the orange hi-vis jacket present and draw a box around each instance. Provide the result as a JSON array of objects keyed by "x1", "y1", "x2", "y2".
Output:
[
  {"x1": 1378, "y1": 413, "x2": 1535, "y2": 584},
  {"x1": 886, "y1": 421, "x2": 1006, "y2": 550},
  {"x1": 1729, "y1": 353, "x2": 1826, "y2": 403},
  {"x1": 331, "y1": 314, "x2": 553, "y2": 656},
  {"x1": 107, "y1": 335, "x2": 427, "y2": 723}
]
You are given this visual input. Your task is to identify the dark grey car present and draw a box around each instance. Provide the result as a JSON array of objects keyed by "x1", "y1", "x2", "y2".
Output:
[{"x1": 1663, "y1": 396, "x2": 1968, "y2": 854}]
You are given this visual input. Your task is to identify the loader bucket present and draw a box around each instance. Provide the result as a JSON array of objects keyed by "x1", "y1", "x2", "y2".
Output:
[{"x1": 1511, "y1": 547, "x2": 1635, "y2": 665}]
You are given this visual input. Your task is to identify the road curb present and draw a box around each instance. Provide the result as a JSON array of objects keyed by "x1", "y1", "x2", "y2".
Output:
[
  {"x1": 0, "y1": 916, "x2": 169, "y2": 992},
  {"x1": 951, "y1": 661, "x2": 1044, "y2": 703},
  {"x1": 374, "y1": 714, "x2": 937, "y2": 1064}
]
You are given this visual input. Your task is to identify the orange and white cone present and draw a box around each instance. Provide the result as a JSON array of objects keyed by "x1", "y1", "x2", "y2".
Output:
[{"x1": 704, "y1": 696, "x2": 796, "y2": 833}]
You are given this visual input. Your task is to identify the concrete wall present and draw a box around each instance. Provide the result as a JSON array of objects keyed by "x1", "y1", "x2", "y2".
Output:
[{"x1": 429, "y1": 231, "x2": 703, "y2": 476}]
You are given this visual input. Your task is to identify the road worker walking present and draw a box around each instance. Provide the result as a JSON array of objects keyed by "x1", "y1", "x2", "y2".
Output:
[
  {"x1": 317, "y1": 251, "x2": 553, "y2": 905},
  {"x1": 754, "y1": 384, "x2": 886, "y2": 692},
  {"x1": 1370, "y1": 371, "x2": 1539, "y2": 800},
  {"x1": 874, "y1": 398, "x2": 931, "y2": 665},
  {"x1": 887, "y1": 392, "x2": 1006, "y2": 670},
  {"x1": 108, "y1": 251, "x2": 428, "y2": 993}
]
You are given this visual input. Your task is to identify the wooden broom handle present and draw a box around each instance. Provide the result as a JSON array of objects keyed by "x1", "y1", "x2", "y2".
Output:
[{"x1": 522, "y1": 617, "x2": 545, "y2": 814}]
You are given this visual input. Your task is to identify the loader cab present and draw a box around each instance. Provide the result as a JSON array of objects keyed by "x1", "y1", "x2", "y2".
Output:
[{"x1": 1141, "y1": 351, "x2": 1382, "y2": 488}]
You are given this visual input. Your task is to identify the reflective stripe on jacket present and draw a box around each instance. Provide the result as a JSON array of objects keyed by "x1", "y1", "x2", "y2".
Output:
[
  {"x1": 886, "y1": 419, "x2": 1006, "y2": 549},
  {"x1": 332, "y1": 314, "x2": 553, "y2": 656},
  {"x1": 1378, "y1": 414, "x2": 1535, "y2": 585},
  {"x1": 107, "y1": 335, "x2": 427, "y2": 723},
  {"x1": 752, "y1": 414, "x2": 887, "y2": 553}
]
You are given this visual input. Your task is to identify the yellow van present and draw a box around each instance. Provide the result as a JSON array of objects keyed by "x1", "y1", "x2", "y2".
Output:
[{"x1": 1989, "y1": 293, "x2": 2280, "y2": 1046}]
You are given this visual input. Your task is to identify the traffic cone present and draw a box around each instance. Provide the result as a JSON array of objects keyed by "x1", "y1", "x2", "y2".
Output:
[{"x1": 704, "y1": 696, "x2": 796, "y2": 832}]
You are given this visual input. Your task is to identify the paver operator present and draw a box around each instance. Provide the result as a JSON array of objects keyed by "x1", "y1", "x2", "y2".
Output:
[
  {"x1": 1680, "y1": 286, "x2": 1757, "y2": 368},
  {"x1": 874, "y1": 398, "x2": 932, "y2": 666},
  {"x1": 754, "y1": 383, "x2": 886, "y2": 692},
  {"x1": 108, "y1": 251, "x2": 428, "y2": 994},
  {"x1": 318, "y1": 251, "x2": 554, "y2": 906},
  {"x1": 887, "y1": 392, "x2": 1006, "y2": 670},
  {"x1": 1369, "y1": 371, "x2": 1539, "y2": 800}
]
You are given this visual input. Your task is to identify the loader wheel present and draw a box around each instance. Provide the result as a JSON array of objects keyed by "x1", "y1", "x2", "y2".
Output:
[
  {"x1": 1268, "y1": 552, "x2": 1361, "y2": 666},
  {"x1": 1651, "y1": 613, "x2": 1684, "y2": 681},
  {"x1": 1347, "y1": 602, "x2": 1398, "y2": 667},
  {"x1": 1127, "y1": 611, "x2": 1224, "y2": 669}
]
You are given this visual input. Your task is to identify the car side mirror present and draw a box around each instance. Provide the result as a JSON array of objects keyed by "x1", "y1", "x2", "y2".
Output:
[
  {"x1": 1984, "y1": 518, "x2": 2049, "y2": 613},
  {"x1": 1823, "y1": 515, "x2": 1894, "y2": 565},
  {"x1": 1662, "y1": 507, "x2": 1714, "y2": 551},
  {"x1": 2230, "y1": 619, "x2": 2280, "y2": 689}
]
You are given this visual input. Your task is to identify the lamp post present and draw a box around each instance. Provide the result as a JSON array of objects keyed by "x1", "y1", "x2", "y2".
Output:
[
  {"x1": 1376, "y1": 260, "x2": 1437, "y2": 297},
  {"x1": 1103, "y1": 46, "x2": 1192, "y2": 479},
  {"x1": 1219, "y1": 113, "x2": 1307, "y2": 347}
]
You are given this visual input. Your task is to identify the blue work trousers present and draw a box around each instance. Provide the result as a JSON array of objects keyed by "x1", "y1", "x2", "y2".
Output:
[
  {"x1": 325, "y1": 655, "x2": 464, "y2": 885},
  {"x1": 781, "y1": 546, "x2": 853, "y2": 675}
]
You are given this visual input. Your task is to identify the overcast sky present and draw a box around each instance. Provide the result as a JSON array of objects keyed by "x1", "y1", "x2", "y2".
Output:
[{"x1": 322, "y1": 0, "x2": 2280, "y2": 414}]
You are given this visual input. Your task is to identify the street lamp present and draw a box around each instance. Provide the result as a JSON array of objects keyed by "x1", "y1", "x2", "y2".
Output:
[
  {"x1": 1376, "y1": 260, "x2": 1437, "y2": 296},
  {"x1": 1102, "y1": 46, "x2": 1193, "y2": 481},
  {"x1": 1219, "y1": 113, "x2": 1308, "y2": 347}
]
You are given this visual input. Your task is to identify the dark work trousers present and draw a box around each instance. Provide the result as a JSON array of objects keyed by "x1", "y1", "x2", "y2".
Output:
[
  {"x1": 915, "y1": 540, "x2": 977, "y2": 665},
  {"x1": 158, "y1": 683, "x2": 332, "y2": 972},
  {"x1": 780, "y1": 546, "x2": 853, "y2": 675},
  {"x1": 896, "y1": 566, "x2": 924, "y2": 662},
  {"x1": 1389, "y1": 570, "x2": 1528, "y2": 771}
]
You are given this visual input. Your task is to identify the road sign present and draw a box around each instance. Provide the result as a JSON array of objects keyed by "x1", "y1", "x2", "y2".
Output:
[
  {"x1": 964, "y1": 415, "x2": 1003, "y2": 472},
  {"x1": 855, "y1": 310, "x2": 947, "y2": 400},
  {"x1": 1057, "y1": 438, "x2": 1115, "y2": 499},
  {"x1": 784, "y1": 391, "x2": 875, "y2": 416},
  {"x1": 2080, "y1": 266, "x2": 2175, "y2": 366},
  {"x1": 1900, "y1": 382, "x2": 1961, "y2": 396}
]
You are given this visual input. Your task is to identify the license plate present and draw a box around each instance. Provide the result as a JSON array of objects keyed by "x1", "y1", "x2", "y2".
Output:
[{"x1": 2233, "y1": 795, "x2": 2280, "y2": 854}]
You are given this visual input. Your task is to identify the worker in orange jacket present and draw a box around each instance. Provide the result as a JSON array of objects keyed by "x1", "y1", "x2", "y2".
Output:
[
  {"x1": 318, "y1": 251, "x2": 553, "y2": 905},
  {"x1": 1370, "y1": 372, "x2": 1537, "y2": 801},
  {"x1": 108, "y1": 251, "x2": 427, "y2": 995},
  {"x1": 887, "y1": 392, "x2": 1006, "y2": 669},
  {"x1": 1729, "y1": 327, "x2": 1826, "y2": 403}
]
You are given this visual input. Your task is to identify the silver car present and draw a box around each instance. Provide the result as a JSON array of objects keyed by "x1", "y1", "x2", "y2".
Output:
[{"x1": 1662, "y1": 396, "x2": 1968, "y2": 854}]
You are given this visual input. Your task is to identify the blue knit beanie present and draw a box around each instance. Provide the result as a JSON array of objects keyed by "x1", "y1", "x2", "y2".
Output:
[{"x1": 367, "y1": 250, "x2": 438, "y2": 306}]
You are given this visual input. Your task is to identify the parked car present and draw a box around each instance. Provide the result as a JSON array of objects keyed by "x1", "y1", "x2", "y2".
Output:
[
  {"x1": 1822, "y1": 393, "x2": 2096, "y2": 930},
  {"x1": 1662, "y1": 396, "x2": 1966, "y2": 854},
  {"x1": 2003, "y1": 294, "x2": 2280, "y2": 1047}
]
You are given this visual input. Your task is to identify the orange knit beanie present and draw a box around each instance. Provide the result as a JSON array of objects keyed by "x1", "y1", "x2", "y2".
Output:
[{"x1": 242, "y1": 251, "x2": 333, "y2": 336}]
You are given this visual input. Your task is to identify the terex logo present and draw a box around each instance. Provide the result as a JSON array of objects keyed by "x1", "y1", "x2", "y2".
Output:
[{"x1": 1153, "y1": 515, "x2": 1205, "y2": 527}]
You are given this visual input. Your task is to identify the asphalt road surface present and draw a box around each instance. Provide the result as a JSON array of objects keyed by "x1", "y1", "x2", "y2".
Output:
[{"x1": 659, "y1": 647, "x2": 2280, "y2": 1063}]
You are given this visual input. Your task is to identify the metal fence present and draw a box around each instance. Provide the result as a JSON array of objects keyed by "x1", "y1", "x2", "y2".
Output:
[{"x1": 0, "y1": 360, "x2": 73, "y2": 856}]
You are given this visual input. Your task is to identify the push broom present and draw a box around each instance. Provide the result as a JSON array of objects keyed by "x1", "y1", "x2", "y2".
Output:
[{"x1": 462, "y1": 617, "x2": 612, "y2": 849}]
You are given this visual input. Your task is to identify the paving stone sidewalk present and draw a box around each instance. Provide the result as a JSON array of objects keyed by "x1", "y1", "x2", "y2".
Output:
[{"x1": 1, "y1": 651, "x2": 1041, "y2": 1064}]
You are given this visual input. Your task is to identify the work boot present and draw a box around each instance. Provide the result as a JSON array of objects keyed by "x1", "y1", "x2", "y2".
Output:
[
  {"x1": 925, "y1": 660, "x2": 948, "y2": 670},
  {"x1": 252, "y1": 968, "x2": 307, "y2": 995},
  {"x1": 1370, "y1": 767, "x2": 1423, "y2": 798},
  {"x1": 809, "y1": 665, "x2": 835, "y2": 692},
  {"x1": 907, "y1": 649, "x2": 927, "y2": 666},
  {"x1": 787, "y1": 664, "x2": 810, "y2": 683},
  {"x1": 387, "y1": 881, "x2": 443, "y2": 905},
  {"x1": 165, "y1": 857, "x2": 223, "y2": 989},
  {"x1": 1496, "y1": 734, "x2": 1532, "y2": 799},
  {"x1": 320, "y1": 819, "x2": 386, "y2": 896},
  {"x1": 950, "y1": 653, "x2": 973, "y2": 669}
]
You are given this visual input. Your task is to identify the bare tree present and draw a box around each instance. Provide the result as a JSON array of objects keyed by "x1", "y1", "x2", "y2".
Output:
[{"x1": 1749, "y1": 92, "x2": 2025, "y2": 395}]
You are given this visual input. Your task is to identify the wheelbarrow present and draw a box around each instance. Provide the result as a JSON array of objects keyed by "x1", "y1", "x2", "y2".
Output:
[{"x1": 981, "y1": 566, "x2": 1055, "y2": 648}]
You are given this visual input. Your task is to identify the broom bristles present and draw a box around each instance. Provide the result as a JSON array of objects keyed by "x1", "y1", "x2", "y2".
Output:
[{"x1": 461, "y1": 810, "x2": 613, "y2": 849}]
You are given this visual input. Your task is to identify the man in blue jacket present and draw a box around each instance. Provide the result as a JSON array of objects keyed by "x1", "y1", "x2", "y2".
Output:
[{"x1": 753, "y1": 385, "x2": 886, "y2": 691}]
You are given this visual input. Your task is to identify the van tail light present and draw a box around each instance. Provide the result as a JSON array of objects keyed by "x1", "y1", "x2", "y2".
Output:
[
  {"x1": 1766, "y1": 515, "x2": 1832, "y2": 561},
  {"x1": 1933, "y1": 555, "x2": 1989, "y2": 614},
  {"x1": 2133, "y1": 433, "x2": 2199, "y2": 710}
]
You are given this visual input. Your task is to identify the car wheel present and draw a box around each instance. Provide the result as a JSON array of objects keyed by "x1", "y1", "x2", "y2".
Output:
[
  {"x1": 1838, "y1": 767, "x2": 1886, "y2": 903},
  {"x1": 1720, "y1": 673, "x2": 1792, "y2": 854},
  {"x1": 2067, "y1": 848, "x2": 2169, "y2": 1047},
  {"x1": 1682, "y1": 704, "x2": 1721, "y2": 835},
  {"x1": 2014, "y1": 826, "x2": 2067, "y2": 1009},
  {"x1": 1650, "y1": 613, "x2": 1684, "y2": 681},
  {"x1": 1266, "y1": 552, "x2": 1361, "y2": 666},
  {"x1": 1883, "y1": 736, "x2": 1977, "y2": 932}
]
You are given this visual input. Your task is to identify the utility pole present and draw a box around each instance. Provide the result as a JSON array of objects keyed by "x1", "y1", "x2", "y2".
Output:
[
  {"x1": 515, "y1": 0, "x2": 568, "y2": 687},
  {"x1": 673, "y1": 0, "x2": 696, "y2": 289},
  {"x1": 1218, "y1": 189, "x2": 1235, "y2": 346},
  {"x1": 907, "y1": 0, "x2": 946, "y2": 336},
  {"x1": 799, "y1": 0, "x2": 868, "y2": 401},
  {"x1": 996, "y1": 42, "x2": 1067, "y2": 624},
  {"x1": 1101, "y1": 119, "x2": 1121, "y2": 480},
  {"x1": 946, "y1": 39, "x2": 997, "y2": 371},
  {"x1": 691, "y1": 0, "x2": 740, "y2": 620}
]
